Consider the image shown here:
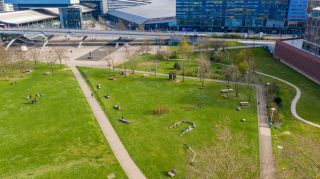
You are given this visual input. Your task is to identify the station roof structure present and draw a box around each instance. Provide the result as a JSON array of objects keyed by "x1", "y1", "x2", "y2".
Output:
[
  {"x1": 0, "y1": 5, "x2": 94, "y2": 25},
  {"x1": 107, "y1": 0, "x2": 176, "y2": 25}
]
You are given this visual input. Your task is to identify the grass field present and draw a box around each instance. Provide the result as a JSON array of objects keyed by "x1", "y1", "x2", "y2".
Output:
[
  {"x1": 0, "y1": 64, "x2": 126, "y2": 178},
  {"x1": 245, "y1": 48, "x2": 320, "y2": 177},
  {"x1": 118, "y1": 46, "x2": 320, "y2": 177},
  {"x1": 79, "y1": 67, "x2": 259, "y2": 178}
]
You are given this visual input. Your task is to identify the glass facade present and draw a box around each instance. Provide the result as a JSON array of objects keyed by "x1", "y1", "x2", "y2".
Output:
[
  {"x1": 176, "y1": 0, "x2": 307, "y2": 33},
  {"x1": 302, "y1": 8, "x2": 320, "y2": 56},
  {"x1": 59, "y1": 7, "x2": 83, "y2": 29}
]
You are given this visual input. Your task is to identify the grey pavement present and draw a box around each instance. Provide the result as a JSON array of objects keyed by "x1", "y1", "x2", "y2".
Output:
[
  {"x1": 257, "y1": 71, "x2": 320, "y2": 128},
  {"x1": 256, "y1": 85, "x2": 276, "y2": 179}
]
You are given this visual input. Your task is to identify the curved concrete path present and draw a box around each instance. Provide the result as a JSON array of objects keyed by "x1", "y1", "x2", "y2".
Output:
[
  {"x1": 69, "y1": 65, "x2": 146, "y2": 179},
  {"x1": 256, "y1": 71, "x2": 320, "y2": 128},
  {"x1": 213, "y1": 62, "x2": 320, "y2": 129}
]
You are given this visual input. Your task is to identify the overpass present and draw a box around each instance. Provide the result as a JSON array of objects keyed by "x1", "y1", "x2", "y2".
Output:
[
  {"x1": 0, "y1": 28, "x2": 201, "y2": 49},
  {"x1": 0, "y1": 28, "x2": 199, "y2": 38}
]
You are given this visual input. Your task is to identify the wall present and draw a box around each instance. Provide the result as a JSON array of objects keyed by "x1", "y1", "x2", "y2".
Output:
[{"x1": 274, "y1": 40, "x2": 320, "y2": 83}]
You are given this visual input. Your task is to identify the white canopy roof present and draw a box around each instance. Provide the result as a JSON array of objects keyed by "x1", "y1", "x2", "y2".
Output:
[{"x1": 108, "y1": 0, "x2": 176, "y2": 25}]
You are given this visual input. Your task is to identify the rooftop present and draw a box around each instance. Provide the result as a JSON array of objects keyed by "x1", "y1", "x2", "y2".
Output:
[
  {"x1": 108, "y1": 0, "x2": 176, "y2": 24},
  {"x1": 0, "y1": 5, "x2": 94, "y2": 25}
]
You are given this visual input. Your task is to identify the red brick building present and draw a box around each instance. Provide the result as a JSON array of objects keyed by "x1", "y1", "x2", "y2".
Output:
[{"x1": 274, "y1": 40, "x2": 320, "y2": 83}]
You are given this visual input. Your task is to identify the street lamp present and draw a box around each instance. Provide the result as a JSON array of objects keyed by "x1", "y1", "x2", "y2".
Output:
[
  {"x1": 266, "y1": 82, "x2": 271, "y2": 96},
  {"x1": 270, "y1": 107, "x2": 276, "y2": 126}
]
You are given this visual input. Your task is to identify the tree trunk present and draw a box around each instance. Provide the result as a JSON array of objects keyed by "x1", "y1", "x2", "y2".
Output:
[
  {"x1": 59, "y1": 58, "x2": 62, "y2": 69},
  {"x1": 248, "y1": 85, "x2": 252, "y2": 101},
  {"x1": 2, "y1": 66, "x2": 8, "y2": 81},
  {"x1": 182, "y1": 60, "x2": 185, "y2": 82}
]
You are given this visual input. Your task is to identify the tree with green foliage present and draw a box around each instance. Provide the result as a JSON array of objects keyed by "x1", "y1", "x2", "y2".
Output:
[
  {"x1": 178, "y1": 38, "x2": 192, "y2": 82},
  {"x1": 173, "y1": 62, "x2": 181, "y2": 70}
]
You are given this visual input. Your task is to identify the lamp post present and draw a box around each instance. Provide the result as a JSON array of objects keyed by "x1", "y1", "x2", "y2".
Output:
[
  {"x1": 270, "y1": 107, "x2": 276, "y2": 126},
  {"x1": 266, "y1": 82, "x2": 271, "y2": 96}
]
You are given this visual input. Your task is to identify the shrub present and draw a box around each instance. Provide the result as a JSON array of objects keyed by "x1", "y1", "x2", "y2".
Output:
[
  {"x1": 153, "y1": 104, "x2": 170, "y2": 115},
  {"x1": 170, "y1": 51, "x2": 179, "y2": 59},
  {"x1": 173, "y1": 62, "x2": 181, "y2": 70},
  {"x1": 274, "y1": 97, "x2": 283, "y2": 107}
]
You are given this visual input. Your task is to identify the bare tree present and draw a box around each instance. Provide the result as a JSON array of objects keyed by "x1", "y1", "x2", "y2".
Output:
[
  {"x1": 29, "y1": 48, "x2": 42, "y2": 65},
  {"x1": 232, "y1": 66, "x2": 241, "y2": 97},
  {"x1": 16, "y1": 49, "x2": 28, "y2": 76},
  {"x1": 178, "y1": 38, "x2": 193, "y2": 82},
  {"x1": 44, "y1": 51, "x2": 57, "y2": 74},
  {"x1": 187, "y1": 126, "x2": 258, "y2": 179},
  {"x1": 197, "y1": 54, "x2": 211, "y2": 87},
  {"x1": 277, "y1": 135, "x2": 320, "y2": 178},
  {"x1": 54, "y1": 48, "x2": 69, "y2": 68},
  {"x1": 0, "y1": 46, "x2": 9, "y2": 80},
  {"x1": 224, "y1": 65, "x2": 235, "y2": 86},
  {"x1": 105, "y1": 54, "x2": 116, "y2": 72}
]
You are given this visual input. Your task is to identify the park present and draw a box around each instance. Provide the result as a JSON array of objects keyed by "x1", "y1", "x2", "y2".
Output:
[{"x1": 0, "y1": 37, "x2": 320, "y2": 178}]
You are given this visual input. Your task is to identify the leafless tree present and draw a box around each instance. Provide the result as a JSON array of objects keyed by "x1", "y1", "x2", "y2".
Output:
[
  {"x1": 105, "y1": 54, "x2": 116, "y2": 72},
  {"x1": 44, "y1": 51, "x2": 57, "y2": 74},
  {"x1": 277, "y1": 135, "x2": 320, "y2": 178},
  {"x1": 187, "y1": 126, "x2": 258, "y2": 179},
  {"x1": 54, "y1": 48, "x2": 69, "y2": 68},
  {"x1": 197, "y1": 54, "x2": 211, "y2": 87},
  {"x1": 29, "y1": 48, "x2": 42, "y2": 65},
  {"x1": 232, "y1": 66, "x2": 241, "y2": 97},
  {"x1": 16, "y1": 49, "x2": 28, "y2": 76},
  {"x1": 0, "y1": 46, "x2": 9, "y2": 80},
  {"x1": 224, "y1": 65, "x2": 235, "y2": 86}
]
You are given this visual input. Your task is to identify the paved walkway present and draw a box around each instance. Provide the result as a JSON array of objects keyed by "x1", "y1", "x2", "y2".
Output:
[
  {"x1": 69, "y1": 65, "x2": 146, "y2": 179},
  {"x1": 257, "y1": 71, "x2": 320, "y2": 128},
  {"x1": 214, "y1": 62, "x2": 320, "y2": 129},
  {"x1": 256, "y1": 85, "x2": 275, "y2": 179}
]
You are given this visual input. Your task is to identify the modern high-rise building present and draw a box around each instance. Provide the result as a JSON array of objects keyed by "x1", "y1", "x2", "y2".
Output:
[
  {"x1": 79, "y1": 0, "x2": 108, "y2": 14},
  {"x1": 0, "y1": 0, "x2": 5, "y2": 12},
  {"x1": 4, "y1": 3, "x2": 14, "y2": 11},
  {"x1": 176, "y1": 0, "x2": 309, "y2": 33},
  {"x1": 302, "y1": 7, "x2": 320, "y2": 55},
  {"x1": 59, "y1": 6, "x2": 83, "y2": 29}
]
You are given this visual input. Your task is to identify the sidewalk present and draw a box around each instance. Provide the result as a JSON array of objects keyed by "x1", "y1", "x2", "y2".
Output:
[
  {"x1": 69, "y1": 65, "x2": 146, "y2": 179},
  {"x1": 256, "y1": 85, "x2": 275, "y2": 179}
]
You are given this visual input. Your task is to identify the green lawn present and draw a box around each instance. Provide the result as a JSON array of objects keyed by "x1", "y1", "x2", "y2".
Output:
[
  {"x1": 79, "y1": 67, "x2": 259, "y2": 178},
  {"x1": 119, "y1": 46, "x2": 320, "y2": 177},
  {"x1": 0, "y1": 64, "x2": 126, "y2": 178},
  {"x1": 225, "y1": 48, "x2": 320, "y2": 177},
  {"x1": 119, "y1": 54, "x2": 226, "y2": 79}
]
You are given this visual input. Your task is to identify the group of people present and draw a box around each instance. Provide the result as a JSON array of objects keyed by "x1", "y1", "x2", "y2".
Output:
[{"x1": 26, "y1": 93, "x2": 43, "y2": 104}]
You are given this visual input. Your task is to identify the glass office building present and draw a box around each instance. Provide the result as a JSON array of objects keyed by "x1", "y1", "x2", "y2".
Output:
[
  {"x1": 176, "y1": 0, "x2": 308, "y2": 33},
  {"x1": 302, "y1": 7, "x2": 320, "y2": 55},
  {"x1": 59, "y1": 7, "x2": 83, "y2": 29}
]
